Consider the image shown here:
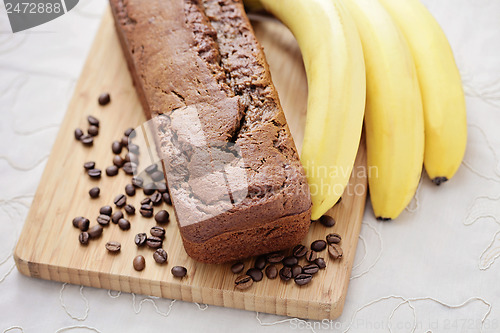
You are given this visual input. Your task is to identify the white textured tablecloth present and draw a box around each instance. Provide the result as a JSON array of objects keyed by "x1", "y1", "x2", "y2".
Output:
[{"x1": 1, "y1": 1, "x2": 500, "y2": 332}]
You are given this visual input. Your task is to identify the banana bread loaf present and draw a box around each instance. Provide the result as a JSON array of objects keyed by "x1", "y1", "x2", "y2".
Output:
[{"x1": 110, "y1": 0, "x2": 311, "y2": 263}]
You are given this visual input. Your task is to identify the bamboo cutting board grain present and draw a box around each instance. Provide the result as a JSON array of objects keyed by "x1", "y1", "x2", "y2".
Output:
[{"x1": 14, "y1": 8, "x2": 367, "y2": 320}]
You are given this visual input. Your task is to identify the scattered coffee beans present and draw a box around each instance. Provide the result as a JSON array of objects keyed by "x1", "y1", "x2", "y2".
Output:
[
  {"x1": 140, "y1": 204, "x2": 153, "y2": 218},
  {"x1": 171, "y1": 266, "x2": 187, "y2": 278},
  {"x1": 112, "y1": 141, "x2": 122, "y2": 154},
  {"x1": 154, "y1": 210, "x2": 169, "y2": 224},
  {"x1": 100, "y1": 205, "x2": 112, "y2": 216},
  {"x1": 114, "y1": 194, "x2": 126, "y2": 207},
  {"x1": 72, "y1": 216, "x2": 84, "y2": 229},
  {"x1": 120, "y1": 135, "x2": 129, "y2": 147},
  {"x1": 122, "y1": 162, "x2": 136, "y2": 175},
  {"x1": 235, "y1": 275, "x2": 253, "y2": 290},
  {"x1": 145, "y1": 164, "x2": 158, "y2": 174},
  {"x1": 125, "y1": 184, "x2": 136, "y2": 196},
  {"x1": 303, "y1": 264, "x2": 319, "y2": 275},
  {"x1": 79, "y1": 232, "x2": 89, "y2": 245},
  {"x1": 326, "y1": 233, "x2": 341, "y2": 244},
  {"x1": 81, "y1": 135, "x2": 94, "y2": 146},
  {"x1": 98, "y1": 92, "x2": 111, "y2": 106},
  {"x1": 254, "y1": 255, "x2": 267, "y2": 270},
  {"x1": 267, "y1": 252, "x2": 284, "y2": 264},
  {"x1": 88, "y1": 225, "x2": 103, "y2": 238},
  {"x1": 319, "y1": 215, "x2": 336, "y2": 227},
  {"x1": 106, "y1": 165, "x2": 119, "y2": 177},
  {"x1": 294, "y1": 273, "x2": 312, "y2": 286},
  {"x1": 143, "y1": 183, "x2": 156, "y2": 195},
  {"x1": 88, "y1": 125, "x2": 99, "y2": 136},
  {"x1": 292, "y1": 244, "x2": 307, "y2": 258},
  {"x1": 128, "y1": 143, "x2": 139, "y2": 154},
  {"x1": 151, "y1": 170, "x2": 164, "y2": 182},
  {"x1": 282, "y1": 256, "x2": 298, "y2": 267},
  {"x1": 150, "y1": 226, "x2": 165, "y2": 238},
  {"x1": 124, "y1": 152, "x2": 138, "y2": 164},
  {"x1": 111, "y1": 211, "x2": 123, "y2": 224},
  {"x1": 156, "y1": 182, "x2": 167, "y2": 194},
  {"x1": 279, "y1": 266, "x2": 292, "y2": 281},
  {"x1": 150, "y1": 192, "x2": 162, "y2": 206},
  {"x1": 135, "y1": 233, "x2": 147, "y2": 247},
  {"x1": 315, "y1": 257, "x2": 327, "y2": 269},
  {"x1": 124, "y1": 204, "x2": 135, "y2": 215},
  {"x1": 105, "y1": 241, "x2": 121, "y2": 253},
  {"x1": 146, "y1": 236, "x2": 162, "y2": 249},
  {"x1": 89, "y1": 186, "x2": 100, "y2": 198},
  {"x1": 78, "y1": 218, "x2": 89, "y2": 231},
  {"x1": 162, "y1": 192, "x2": 172, "y2": 205},
  {"x1": 133, "y1": 255, "x2": 145, "y2": 271},
  {"x1": 265, "y1": 265, "x2": 278, "y2": 279},
  {"x1": 141, "y1": 198, "x2": 152, "y2": 206},
  {"x1": 153, "y1": 248, "x2": 168, "y2": 264},
  {"x1": 246, "y1": 268, "x2": 263, "y2": 282},
  {"x1": 96, "y1": 214, "x2": 111, "y2": 226},
  {"x1": 291, "y1": 264, "x2": 302, "y2": 278},
  {"x1": 75, "y1": 128, "x2": 84, "y2": 140},
  {"x1": 118, "y1": 218, "x2": 131, "y2": 230},
  {"x1": 305, "y1": 250, "x2": 317, "y2": 263},
  {"x1": 83, "y1": 161, "x2": 95, "y2": 170},
  {"x1": 88, "y1": 168, "x2": 101, "y2": 179},
  {"x1": 328, "y1": 244, "x2": 343, "y2": 260},
  {"x1": 231, "y1": 262, "x2": 244, "y2": 274},
  {"x1": 113, "y1": 155, "x2": 124, "y2": 168},
  {"x1": 124, "y1": 127, "x2": 135, "y2": 137},
  {"x1": 311, "y1": 240, "x2": 327, "y2": 252},
  {"x1": 87, "y1": 115, "x2": 99, "y2": 127}
]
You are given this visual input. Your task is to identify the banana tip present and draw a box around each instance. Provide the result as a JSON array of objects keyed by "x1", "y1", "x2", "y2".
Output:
[
  {"x1": 376, "y1": 217, "x2": 392, "y2": 222},
  {"x1": 432, "y1": 177, "x2": 448, "y2": 186}
]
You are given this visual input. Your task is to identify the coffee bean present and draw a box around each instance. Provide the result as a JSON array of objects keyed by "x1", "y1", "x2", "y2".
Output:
[
  {"x1": 118, "y1": 218, "x2": 131, "y2": 230},
  {"x1": 151, "y1": 170, "x2": 164, "y2": 182},
  {"x1": 146, "y1": 236, "x2": 162, "y2": 249},
  {"x1": 282, "y1": 256, "x2": 298, "y2": 267},
  {"x1": 162, "y1": 192, "x2": 172, "y2": 205},
  {"x1": 75, "y1": 128, "x2": 84, "y2": 140},
  {"x1": 150, "y1": 192, "x2": 162, "y2": 206},
  {"x1": 326, "y1": 233, "x2": 342, "y2": 244},
  {"x1": 305, "y1": 250, "x2": 317, "y2": 263},
  {"x1": 171, "y1": 266, "x2": 187, "y2": 278},
  {"x1": 97, "y1": 214, "x2": 111, "y2": 226},
  {"x1": 140, "y1": 204, "x2": 153, "y2": 218},
  {"x1": 124, "y1": 204, "x2": 135, "y2": 215},
  {"x1": 87, "y1": 115, "x2": 100, "y2": 127},
  {"x1": 80, "y1": 135, "x2": 94, "y2": 146},
  {"x1": 303, "y1": 263, "x2": 319, "y2": 275},
  {"x1": 72, "y1": 216, "x2": 84, "y2": 228},
  {"x1": 153, "y1": 248, "x2": 168, "y2": 264},
  {"x1": 145, "y1": 164, "x2": 158, "y2": 174},
  {"x1": 124, "y1": 152, "x2": 138, "y2": 164},
  {"x1": 265, "y1": 265, "x2": 278, "y2": 279},
  {"x1": 78, "y1": 218, "x2": 89, "y2": 231},
  {"x1": 112, "y1": 141, "x2": 122, "y2": 154},
  {"x1": 235, "y1": 275, "x2": 253, "y2": 290},
  {"x1": 279, "y1": 266, "x2": 292, "y2": 281},
  {"x1": 100, "y1": 205, "x2": 112, "y2": 216},
  {"x1": 267, "y1": 252, "x2": 284, "y2": 264},
  {"x1": 254, "y1": 255, "x2": 267, "y2": 270},
  {"x1": 89, "y1": 186, "x2": 100, "y2": 198},
  {"x1": 154, "y1": 210, "x2": 170, "y2": 224},
  {"x1": 231, "y1": 262, "x2": 244, "y2": 274},
  {"x1": 294, "y1": 273, "x2": 312, "y2": 286},
  {"x1": 106, "y1": 165, "x2": 119, "y2": 177},
  {"x1": 311, "y1": 240, "x2": 327, "y2": 252},
  {"x1": 150, "y1": 226, "x2": 165, "y2": 238},
  {"x1": 292, "y1": 244, "x2": 307, "y2": 258},
  {"x1": 127, "y1": 143, "x2": 139, "y2": 154},
  {"x1": 88, "y1": 225, "x2": 103, "y2": 238},
  {"x1": 140, "y1": 197, "x2": 152, "y2": 206},
  {"x1": 79, "y1": 232, "x2": 89, "y2": 245},
  {"x1": 135, "y1": 233, "x2": 147, "y2": 247},
  {"x1": 124, "y1": 127, "x2": 135, "y2": 137},
  {"x1": 143, "y1": 183, "x2": 156, "y2": 195},
  {"x1": 121, "y1": 135, "x2": 129, "y2": 147},
  {"x1": 105, "y1": 241, "x2": 121, "y2": 253},
  {"x1": 319, "y1": 215, "x2": 336, "y2": 227},
  {"x1": 98, "y1": 92, "x2": 111, "y2": 105},
  {"x1": 133, "y1": 255, "x2": 145, "y2": 271},
  {"x1": 88, "y1": 168, "x2": 101, "y2": 179},
  {"x1": 132, "y1": 177, "x2": 144, "y2": 188},
  {"x1": 122, "y1": 162, "x2": 136, "y2": 175},
  {"x1": 88, "y1": 125, "x2": 99, "y2": 136},
  {"x1": 111, "y1": 211, "x2": 123, "y2": 224},
  {"x1": 83, "y1": 161, "x2": 95, "y2": 170},
  {"x1": 291, "y1": 264, "x2": 302, "y2": 278},
  {"x1": 156, "y1": 182, "x2": 167, "y2": 193},
  {"x1": 246, "y1": 268, "x2": 263, "y2": 282},
  {"x1": 328, "y1": 244, "x2": 343, "y2": 260},
  {"x1": 114, "y1": 194, "x2": 127, "y2": 207},
  {"x1": 113, "y1": 155, "x2": 124, "y2": 168},
  {"x1": 315, "y1": 257, "x2": 327, "y2": 269},
  {"x1": 125, "y1": 184, "x2": 136, "y2": 196}
]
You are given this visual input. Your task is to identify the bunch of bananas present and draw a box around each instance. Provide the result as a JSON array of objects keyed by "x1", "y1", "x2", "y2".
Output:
[{"x1": 244, "y1": 0, "x2": 467, "y2": 220}]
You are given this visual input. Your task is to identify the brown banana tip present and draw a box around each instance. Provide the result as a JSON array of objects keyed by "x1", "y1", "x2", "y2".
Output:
[
  {"x1": 376, "y1": 217, "x2": 392, "y2": 221},
  {"x1": 432, "y1": 177, "x2": 448, "y2": 186}
]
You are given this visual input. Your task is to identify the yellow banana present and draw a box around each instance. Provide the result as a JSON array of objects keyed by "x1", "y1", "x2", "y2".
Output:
[
  {"x1": 378, "y1": 0, "x2": 467, "y2": 185},
  {"x1": 344, "y1": 0, "x2": 424, "y2": 220},
  {"x1": 254, "y1": 0, "x2": 366, "y2": 220}
]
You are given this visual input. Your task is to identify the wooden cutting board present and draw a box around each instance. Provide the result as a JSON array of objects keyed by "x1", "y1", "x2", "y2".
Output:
[{"x1": 14, "y1": 7, "x2": 367, "y2": 320}]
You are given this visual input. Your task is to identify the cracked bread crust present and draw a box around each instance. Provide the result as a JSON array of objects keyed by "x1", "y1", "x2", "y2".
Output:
[{"x1": 110, "y1": 0, "x2": 312, "y2": 263}]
